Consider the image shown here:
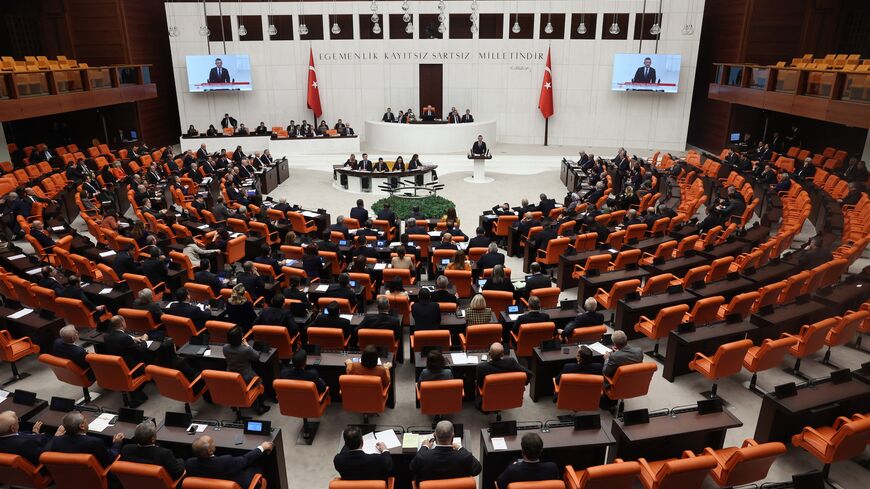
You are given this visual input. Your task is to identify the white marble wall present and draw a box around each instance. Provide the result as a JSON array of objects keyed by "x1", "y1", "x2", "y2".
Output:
[{"x1": 166, "y1": 1, "x2": 705, "y2": 152}]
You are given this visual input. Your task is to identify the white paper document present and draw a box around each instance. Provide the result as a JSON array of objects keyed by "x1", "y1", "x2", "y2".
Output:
[
  {"x1": 373, "y1": 263, "x2": 387, "y2": 270},
  {"x1": 25, "y1": 268, "x2": 42, "y2": 275},
  {"x1": 7, "y1": 254, "x2": 25, "y2": 260},
  {"x1": 188, "y1": 423, "x2": 208, "y2": 433},
  {"x1": 375, "y1": 429, "x2": 401, "y2": 449},
  {"x1": 340, "y1": 314, "x2": 353, "y2": 321},
  {"x1": 315, "y1": 284, "x2": 329, "y2": 292},
  {"x1": 588, "y1": 342, "x2": 612, "y2": 355},
  {"x1": 301, "y1": 211, "x2": 319, "y2": 218},
  {"x1": 52, "y1": 226, "x2": 65, "y2": 232},
  {"x1": 492, "y1": 437, "x2": 508, "y2": 450},
  {"x1": 198, "y1": 225, "x2": 209, "y2": 230},
  {"x1": 0, "y1": 390, "x2": 9, "y2": 402},
  {"x1": 8, "y1": 308, "x2": 33, "y2": 319},
  {"x1": 507, "y1": 314, "x2": 520, "y2": 321},
  {"x1": 99, "y1": 288, "x2": 113, "y2": 295},
  {"x1": 99, "y1": 250, "x2": 117, "y2": 257},
  {"x1": 89, "y1": 413, "x2": 117, "y2": 432},
  {"x1": 450, "y1": 352, "x2": 469, "y2": 365}
]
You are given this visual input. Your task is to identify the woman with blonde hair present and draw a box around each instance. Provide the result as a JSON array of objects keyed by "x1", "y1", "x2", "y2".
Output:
[
  {"x1": 446, "y1": 250, "x2": 471, "y2": 271},
  {"x1": 465, "y1": 293, "x2": 492, "y2": 325},
  {"x1": 226, "y1": 283, "x2": 256, "y2": 331}
]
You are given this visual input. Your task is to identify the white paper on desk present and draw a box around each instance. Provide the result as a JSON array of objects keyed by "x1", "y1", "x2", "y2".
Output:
[
  {"x1": 457, "y1": 242, "x2": 469, "y2": 250},
  {"x1": 25, "y1": 268, "x2": 42, "y2": 276},
  {"x1": 0, "y1": 390, "x2": 9, "y2": 402},
  {"x1": 388, "y1": 242, "x2": 402, "y2": 248},
  {"x1": 188, "y1": 423, "x2": 207, "y2": 433},
  {"x1": 340, "y1": 314, "x2": 353, "y2": 321},
  {"x1": 315, "y1": 284, "x2": 329, "y2": 292},
  {"x1": 89, "y1": 413, "x2": 116, "y2": 433},
  {"x1": 373, "y1": 263, "x2": 387, "y2": 270},
  {"x1": 8, "y1": 308, "x2": 33, "y2": 319},
  {"x1": 146, "y1": 341, "x2": 154, "y2": 348},
  {"x1": 376, "y1": 429, "x2": 401, "y2": 449},
  {"x1": 450, "y1": 352, "x2": 469, "y2": 365},
  {"x1": 492, "y1": 437, "x2": 508, "y2": 450},
  {"x1": 7, "y1": 254, "x2": 25, "y2": 260},
  {"x1": 467, "y1": 355, "x2": 479, "y2": 364},
  {"x1": 99, "y1": 250, "x2": 117, "y2": 257},
  {"x1": 230, "y1": 232, "x2": 244, "y2": 238},
  {"x1": 52, "y1": 226, "x2": 65, "y2": 232},
  {"x1": 427, "y1": 231, "x2": 441, "y2": 237},
  {"x1": 198, "y1": 225, "x2": 209, "y2": 230},
  {"x1": 607, "y1": 248, "x2": 619, "y2": 254},
  {"x1": 508, "y1": 314, "x2": 520, "y2": 321},
  {"x1": 119, "y1": 222, "x2": 130, "y2": 228},
  {"x1": 588, "y1": 342, "x2": 612, "y2": 355},
  {"x1": 99, "y1": 288, "x2": 113, "y2": 295},
  {"x1": 301, "y1": 211, "x2": 319, "y2": 218},
  {"x1": 362, "y1": 432, "x2": 380, "y2": 454},
  {"x1": 202, "y1": 177, "x2": 212, "y2": 185},
  {"x1": 203, "y1": 349, "x2": 212, "y2": 357}
]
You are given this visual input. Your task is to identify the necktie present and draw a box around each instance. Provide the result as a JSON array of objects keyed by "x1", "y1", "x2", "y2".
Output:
[
  {"x1": 645, "y1": 68, "x2": 648, "y2": 77},
  {"x1": 218, "y1": 68, "x2": 221, "y2": 77}
]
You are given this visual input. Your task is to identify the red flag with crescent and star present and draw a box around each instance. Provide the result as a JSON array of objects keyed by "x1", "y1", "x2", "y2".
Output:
[
  {"x1": 307, "y1": 47, "x2": 323, "y2": 119},
  {"x1": 538, "y1": 47, "x2": 554, "y2": 119}
]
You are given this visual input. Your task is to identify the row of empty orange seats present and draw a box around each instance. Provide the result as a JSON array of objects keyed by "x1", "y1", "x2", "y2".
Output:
[{"x1": 0, "y1": 55, "x2": 86, "y2": 72}]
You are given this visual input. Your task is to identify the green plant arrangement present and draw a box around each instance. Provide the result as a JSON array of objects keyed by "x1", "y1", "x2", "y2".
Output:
[{"x1": 371, "y1": 195, "x2": 457, "y2": 220}]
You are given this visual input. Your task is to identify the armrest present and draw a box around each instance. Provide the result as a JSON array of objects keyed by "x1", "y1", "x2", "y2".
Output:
[
  {"x1": 536, "y1": 249, "x2": 546, "y2": 258},
  {"x1": 100, "y1": 455, "x2": 122, "y2": 476},
  {"x1": 703, "y1": 447, "x2": 727, "y2": 466},
  {"x1": 742, "y1": 438, "x2": 759, "y2": 448},
  {"x1": 318, "y1": 386, "x2": 330, "y2": 403},
  {"x1": 682, "y1": 450, "x2": 696, "y2": 458},
  {"x1": 0, "y1": 330, "x2": 11, "y2": 341},
  {"x1": 693, "y1": 352, "x2": 712, "y2": 363},
  {"x1": 563, "y1": 465, "x2": 581, "y2": 489},
  {"x1": 245, "y1": 376, "x2": 262, "y2": 391},
  {"x1": 800, "y1": 426, "x2": 826, "y2": 440},
  {"x1": 248, "y1": 473, "x2": 265, "y2": 489},
  {"x1": 153, "y1": 282, "x2": 167, "y2": 293},
  {"x1": 595, "y1": 288, "x2": 608, "y2": 298},
  {"x1": 128, "y1": 362, "x2": 146, "y2": 376},
  {"x1": 637, "y1": 458, "x2": 654, "y2": 476},
  {"x1": 833, "y1": 416, "x2": 852, "y2": 430}
]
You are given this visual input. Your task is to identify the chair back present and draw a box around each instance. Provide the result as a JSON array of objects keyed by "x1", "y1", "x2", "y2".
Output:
[
  {"x1": 555, "y1": 374, "x2": 604, "y2": 412},
  {"x1": 682, "y1": 266, "x2": 711, "y2": 287},
  {"x1": 582, "y1": 254, "x2": 611, "y2": 274},
  {"x1": 611, "y1": 249, "x2": 641, "y2": 270},
  {"x1": 480, "y1": 372, "x2": 527, "y2": 412},
  {"x1": 706, "y1": 257, "x2": 734, "y2": 282},
  {"x1": 0, "y1": 453, "x2": 49, "y2": 489},
  {"x1": 444, "y1": 270, "x2": 473, "y2": 298},
  {"x1": 686, "y1": 296, "x2": 725, "y2": 325},
  {"x1": 827, "y1": 310, "x2": 869, "y2": 348},
  {"x1": 461, "y1": 324, "x2": 503, "y2": 351},
  {"x1": 419, "y1": 477, "x2": 477, "y2": 489},
  {"x1": 225, "y1": 236, "x2": 247, "y2": 264},
  {"x1": 717, "y1": 441, "x2": 787, "y2": 487},
  {"x1": 383, "y1": 268, "x2": 413, "y2": 286},
  {"x1": 506, "y1": 482, "x2": 564, "y2": 489},
  {"x1": 530, "y1": 287, "x2": 560, "y2": 309},
  {"x1": 307, "y1": 326, "x2": 348, "y2": 349},
  {"x1": 38, "y1": 353, "x2": 93, "y2": 388},
  {"x1": 118, "y1": 308, "x2": 159, "y2": 332},
  {"x1": 357, "y1": 328, "x2": 398, "y2": 353},
  {"x1": 145, "y1": 365, "x2": 203, "y2": 405},
  {"x1": 721, "y1": 292, "x2": 760, "y2": 320},
  {"x1": 39, "y1": 452, "x2": 109, "y2": 489},
  {"x1": 607, "y1": 362, "x2": 657, "y2": 400},
  {"x1": 55, "y1": 297, "x2": 99, "y2": 329},
  {"x1": 567, "y1": 325, "x2": 607, "y2": 344},
  {"x1": 540, "y1": 238, "x2": 570, "y2": 264},
  {"x1": 110, "y1": 460, "x2": 177, "y2": 489},
  {"x1": 494, "y1": 215, "x2": 519, "y2": 236},
  {"x1": 201, "y1": 370, "x2": 262, "y2": 408},
  {"x1": 792, "y1": 318, "x2": 837, "y2": 357},
  {"x1": 274, "y1": 378, "x2": 330, "y2": 419},
  {"x1": 654, "y1": 455, "x2": 717, "y2": 489},
  {"x1": 573, "y1": 233, "x2": 598, "y2": 251},
  {"x1": 709, "y1": 339, "x2": 754, "y2": 379},
  {"x1": 249, "y1": 325, "x2": 296, "y2": 359},
  {"x1": 745, "y1": 336, "x2": 798, "y2": 373},
  {"x1": 753, "y1": 281, "x2": 787, "y2": 312},
  {"x1": 205, "y1": 320, "x2": 236, "y2": 344},
  {"x1": 339, "y1": 374, "x2": 388, "y2": 414},
  {"x1": 179, "y1": 477, "x2": 246, "y2": 489},
  {"x1": 639, "y1": 273, "x2": 676, "y2": 296},
  {"x1": 829, "y1": 416, "x2": 870, "y2": 462},
  {"x1": 599, "y1": 279, "x2": 640, "y2": 309},
  {"x1": 32, "y1": 285, "x2": 59, "y2": 314},
  {"x1": 482, "y1": 290, "x2": 514, "y2": 315},
  {"x1": 418, "y1": 379, "x2": 464, "y2": 416},
  {"x1": 412, "y1": 330, "x2": 451, "y2": 352},
  {"x1": 328, "y1": 480, "x2": 387, "y2": 489},
  {"x1": 87, "y1": 353, "x2": 144, "y2": 392},
  {"x1": 185, "y1": 282, "x2": 218, "y2": 302},
  {"x1": 514, "y1": 322, "x2": 556, "y2": 357},
  {"x1": 567, "y1": 460, "x2": 640, "y2": 489},
  {"x1": 162, "y1": 314, "x2": 201, "y2": 348},
  {"x1": 169, "y1": 251, "x2": 195, "y2": 280}
]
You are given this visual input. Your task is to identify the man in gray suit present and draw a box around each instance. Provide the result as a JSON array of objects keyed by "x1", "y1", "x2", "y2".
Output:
[{"x1": 601, "y1": 330, "x2": 643, "y2": 409}]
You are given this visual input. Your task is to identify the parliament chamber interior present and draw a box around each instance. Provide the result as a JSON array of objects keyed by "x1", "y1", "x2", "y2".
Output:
[{"x1": 0, "y1": 1, "x2": 869, "y2": 489}]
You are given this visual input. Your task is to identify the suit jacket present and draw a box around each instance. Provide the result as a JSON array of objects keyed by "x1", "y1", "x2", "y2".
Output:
[
  {"x1": 237, "y1": 272, "x2": 265, "y2": 299},
  {"x1": 194, "y1": 270, "x2": 222, "y2": 295},
  {"x1": 412, "y1": 301, "x2": 441, "y2": 329},
  {"x1": 280, "y1": 366, "x2": 327, "y2": 392},
  {"x1": 497, "y1": 460, "x2": 561, "y2": 488},
  {"x1": 308, "y1": 314, "x2": 352, "y2": 338},
  {"x1": 376, "y1": 209, "x2": 397, "y2": 225},
  {"x1": 562, "y1": 311, "x2": 605, "y2": 338},
  {"x1": 516, "y1": 219, "x2": 542, "y2": 237},
  {"x1": 558, "y1": 360, "x2": 604, "y2": 382},
  {"x1": 475, "y1": 357, "x2": 532, "y2": 387},
  {"x1": 103, "y1": 330, "x2": 147, "y2": 369},
  {"x1": 430, "y1": 289, "x2": 458, "y2": 305},
  {"x1": 382, "y1": 112, "x2": 397, "y2": 122},
  {"x1": 461, "y1": 114, "x2": 474, "y2": 123},
  {"x1": 357, "y1": 313, "x2": 400, "y2": 334},
  {"x1": 49, "y1": 434, "x2": 121, "y2": 469},
  {"x1": 52, "y1": 338, "x2": 90, "y2": 371},
  {"x1": 349, "y1": 207, "x2": 369, "y2": 225},
  {"x1": 471, "y1": 141, "x2": 487, "y2": 155},
  {"x1": 209, "y1": 67, "x2": 231, "y2": 83},
  {"x1": 477, "y1": 252, "x2": 505, "y2": 271},
  {"x1": 520, "y1": 274, "x2": 551, "y2": 299},
  {"x1": 603, "y1": 344, "x2": 643, "y2": 378},
  {"x1": 255, "y1": 306, "x2": 299, "y2": 335},
  {"x1": 141, "y1": 258, "x2": 168, "y2": 287},
  {"x1": 121, "y1": 444, "x2": 185, "y2": 480},
  {"x1": 467, "y1": 236, "x2": 491, "y2": 249},
  {"x1": 512, "y1": 311, "x2": 551, "y2": 334},
  {"x1": 537, "y1": 199, "x2": 557, "y2": 217},
  {"x1": 333, "y1": 447, "x2": 394, "y2": 481},
  {"x1": 185, "y1": 448, "x2": 265, "y2": 487},
  {"x1": 409, "y1": 445, "x2": 482, "y2": 482},
  {"x1": 632, "y1": 66, "x2": 657, "y2": 83},
  {"x1": 165, "y1": 302, "x2": 212, "y2": 329},
  {"x1": 0, "y1": 432, "x2": 52, "y2": 466}
]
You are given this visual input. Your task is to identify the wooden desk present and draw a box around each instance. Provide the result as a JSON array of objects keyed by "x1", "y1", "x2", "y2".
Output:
[
  {"x1": 480, "y1": 426, "x2": 613, "y2": 489},
  {"x1": 31, "y1": 407, "x2": 139, "y2": 441},
  {"x1": 308, "y1": 351, "x2": 396, "y2": 408},
  {"x1": 743, "y1": 260, "x2": 797, "y2": 287},
  {"x1": 177, "y1": 343, "x2": 280, "y2": 398},
  {"x1": 687, "y1": 276, "x2": 758, "y2": 303},
  {"x1": 662, "y1": 320, "x2": 759, "y2": 381},
  {"x1": 749, "y1": 299, "x2": 830, "y2": 337},
  {"x1": 577, "y1": 268, "x2": 650, "y2": 302},
  {"x1": 698, "y1": 240, "x2": 753, "y2": 260},
  {"x1": 528, "y1": 344, "x2": 604, "y2": 401},
  {"x1": 611, "y1": 410, "x2": 743, "y2": 460},
  {"x1": 812, "y1": 276, "x2": 870, "y2": 313},
  {"x1": 753, "y1": 379, "x2": 870, "y2": 443},
  {"x1": 643, "y1": 254, "x2": 710, "y2": 278},
  {"x1": 613, "y1": 291, "x2": 698, "y2": 340},
  {"x1": 506, "y1": 227, "x2": 521, "y2": 257},
  {"x1": 157, "y1": 423, "x2": 289, "y2": 489},
  {"x1": 82, "y1": 283, "x2": 133, "y2": 312},
  {"x1": 555, "y1": 250, "x2": 605, "y2": 290},
  {"x1": 0, "y1": 305, "x2": 66, "y2": 355},
  {"x1": 413, "y1": 350, "x2": 516, "y2": 401},
  {"x1": 625, "y1": 235, "x2": 677, "y2": 254},
  {"x1": 0, "y1": 397, "x2": 47, "y2": 422}
]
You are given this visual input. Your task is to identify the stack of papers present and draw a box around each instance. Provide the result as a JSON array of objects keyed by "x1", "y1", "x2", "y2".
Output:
[
  {"x1": 315, "y1": 284, "x2": 329, "y2": 292},
  {"x1": 416, "y1": 434, "x2": 462, "y2": 450},
  {"x1": 187, "y1": 423, "x2": 208, "y2": 433},
  {"x1": 89, "y1": 413, "x2": 117, "y2": 432},
  {"x1": 361, "y1": 429, "x2": 402, "y2": 454},
  {"x1": 99, "y1": 250, "x2": 117, "y2": 257},
  {"x1": 25, "y1": 268, "x2": 42, "y2": 276},
  {"x1": 373, "y1": 263, "x2": 387, "y2": 270},
  {"x1": 98, "y1": 288, "x2": 113, "y2": 295},
  {"x1": 8, "y1": 308, "x2": 33, "y2": 319},
  {"x1": 301, "y1": 211, "x2": 319, "y2": 218},
  {"x1": 450, "y1": 352, "x2": 478, "y2": 365},
  {"x1": 52, "y1": 226, "x2": 66, "y2": 232},
  {"x1": 339, "y1": 314, "x2": 353, "y2": 321},
  {"x1": 492, "y1": 438, "x2": 508, "y2": 450},
  {"x1": 402, "y1": 433, "x2": 420, "y2": 449},
  {"x1": 7, "y1": 254, "x2": 25, "y2": 260},
  {"x1": 588, "y1": 342, "x2": 612, "y2": 355},
  {"x1": 0, "y1": 390, "x2": 9, "y2": 402},
  {"x1": 198, "y1": 225, "x2": 209, "y2": 230},
  {"x1": 507, "y1": 314, "x2": 520, "y2": 321}
]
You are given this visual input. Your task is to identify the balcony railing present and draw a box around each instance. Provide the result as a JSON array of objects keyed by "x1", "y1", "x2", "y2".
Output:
[{"x1": 0, "y1": 64, "x2": 152, "y2": 99}]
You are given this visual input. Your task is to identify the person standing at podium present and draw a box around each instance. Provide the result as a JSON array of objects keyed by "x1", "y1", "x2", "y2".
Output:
[
  {"x1": 471, "y1": 135, "x2": 488, "y2": 156},
  {"x1": 382, "y1": 108, "x2": 396, "y2": 122}
]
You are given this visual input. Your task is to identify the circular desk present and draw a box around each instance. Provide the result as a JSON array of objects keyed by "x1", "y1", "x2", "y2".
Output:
[
  {"x1": 364, "y1": 120, "x2": 496, "y2": 154},
  {"x1": 333, "y1": 164, "x2": 438, "y2": 195}
]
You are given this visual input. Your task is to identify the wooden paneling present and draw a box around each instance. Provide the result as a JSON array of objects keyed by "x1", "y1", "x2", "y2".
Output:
[
  {"x1": 64, "y1": 0, "x2": 126, "y2": 65},
  {"x1": 388, "y1": 14, "x2": 412, "y2": 40},
  {"x1": 478, "y1": 13, "x2": 504, "y2": 40},
  {"x1": 743, "y1": 0, "x2": 807, "y2": 65},
  {"x1": 0, "y1": 83, "x2": 157, "y2": 121},
  {"x1": 419, "y1": 64, "x2": 443, "y2": 117}
]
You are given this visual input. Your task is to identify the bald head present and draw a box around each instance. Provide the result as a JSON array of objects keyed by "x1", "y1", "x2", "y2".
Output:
[
  {"x1": 434, "y1": 420, "x2": 454, "y2": 444},
  {"x1": 62, "y1": 411, "x2": 86, "y2": 436},
  {"x1": 192, "y1": 435, "x2": 215, "y2": 459},
  {"x1": 59, "y1": 325, "x2": 79, "y2": 343},
  {"x1": 489, "y1": 342, "x2": 505, "y2": 360},
  {"x1": 0, "y1": 410, "x2": 18, "y2": 435}
]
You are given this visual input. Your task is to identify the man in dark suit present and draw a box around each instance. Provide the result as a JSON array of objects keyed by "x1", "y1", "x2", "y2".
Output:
[
  {"x1": 511, "y1": 296, "x2": 551, "y2": 335},
  {"x1": 308, "y1": 301, "x2": 353, "y2": 338},
  {"x1": 329, "y1": 216, "x2": 351, "y2": 239},
  {"x1": 236, "y1": 261, "x2": 266, "y2": 299},
  {"x1": 632, "y1": 57, "x2": 657, "y2": 83},
  {"x1": 475, "y1": 342, "x2": 532, "y2": 391},
  {"x1": 220, "y1": 113, "x2": 238, "y2": 130},
  {"x1": 376, "y1": 203, "x2": 397, "y2": 226},
  {"x1": 536, "y1": 193, "x2": 557, "y2": 217},
  {"x1": 477, "y1": 243, "x2": 505, "y2": 271},
  {"x1": 52, "y1": 326, "x2": 93, "y2": 380},
  {"x1": 529, "y1": 224, "x2": 557, "y2": 257},
  {"x1": 255, "y1": 294, "x2": 299, "y2": 335},
  {"x1": 373, "y1": 158, "x2": 389, "y2": 172},
  {"x1": 208, "y1": 58, "x2": 231, "y2": 83},
  {"x1": 434, "y1": 233, "x2": 459, "y2": 251},
  {"x1": 461, "y1": 109, "x2": 474, "y2": 123},
  {"x1": 430, "y1": 275, "x2": 458, "y2": 305},
  {"x1": 382, "y1": 108, "x2": 397, "y2": 123},
  {"x1": 496, "y1": 433, "x2": 560, "y2": 488},
  {"x1": 49, "y1": 412, "x2": 124, "y2": 469},
  {"x1": 350, "y1": 199, "x2": 369, "y2": 224},
  {"x1": 360, "y1": 153, "x2": 373, "y2": 172},
  {"x1": 467, "y1": 227, "x2": 491, "y2": 249},
  {"x1": 560, "y1": 297, "x2": 605, "y2": 340},
  {"x1": 120, "y1": 421, "x2": 184, "y2": 480},
  {"x1": 518, "y1": 263, "x2": 551, "y2": 300},
  {"x1": 194, "y1": 261, "x2": 223, "y2": 295},
  {"x1": 357, "y1": 296, "x2": 401, "y2": 336},
  {"x1": 28, "y1": 220, "x2": 55, "y2": 249},
  {"x1": 409, "y1": 420, "x2": 481, "y2": 483},
  {"x1": 141, "y1": 246, "x2": 169, "y2": 287},
  {"x1": 322, "y1": 274, "x2": 358, "y2": 311},
  {"x1": 0, "y1": 411, "x2": 59, "y2": 466},
  {"x1": 796, "y1": 236, "x2": 834, "y2": 271},
  {"x1": 516, "y1": 212, "x2": 541, "y2": 237},
  {"x1": 603, "y1": 330, "x2": 643, "y2": 379},
  {"x1": 60, "y1": 275, "x2": 105, "y2": 314},
  {"x1": 103, "y1": 315, "x2": 150, "y2": 404},
  {"x1": 196, "y1": 144, "x2": 209, "y2": 160},
  {"x1": 334, "y1": 426, "x2": 393, "y2": 481},
  {"x1": 471, "y1": 135, "x2": 487, "y2": 156},
  {"x1": 405, "y1": 218, "x2": 428, "y2": 236},
  {"x1": 165, "y1": 288, "x2": 211, "y2": 329},
  {"x1": 280, "y1": 349, "x2": 327, "y2": 392},
  {"x1": 37, "y1": 266, "x2": 66, "y2": 296},
  {"x1": 411, "y1": 288, "x2": 441, "y2": 329},
  {"x1": 186, "y1": 435, "x2": 273, "y2": 487}
]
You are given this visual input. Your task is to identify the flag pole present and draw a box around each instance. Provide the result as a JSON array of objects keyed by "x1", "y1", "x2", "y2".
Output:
[
  {"x1": 544, "y1": 118, "x2": 549, "y2": 146},
  {"x1": 311, "y1": 42, "x2": 318, "y2": 127}
]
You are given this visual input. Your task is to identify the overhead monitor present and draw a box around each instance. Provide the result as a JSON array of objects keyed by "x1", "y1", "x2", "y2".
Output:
[
  {"x1": 612, "y1": 53, "x2": 682, "y2": 93},
  {"x1": 187, "y1": 54, "x2": 253, "y2": 92}
]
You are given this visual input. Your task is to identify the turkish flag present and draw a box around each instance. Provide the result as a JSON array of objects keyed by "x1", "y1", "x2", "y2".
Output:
[
  {"x1": 307, "y1": 48, "x2": 323, "y2": 119},
  {"x1": 538, "y1": 47, "x2": 554, "y2": 119}
]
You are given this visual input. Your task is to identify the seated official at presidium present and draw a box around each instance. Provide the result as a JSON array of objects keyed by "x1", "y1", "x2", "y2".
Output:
[{"x1": 343, "y1": 153, "x2": 422, "y2": 172}]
